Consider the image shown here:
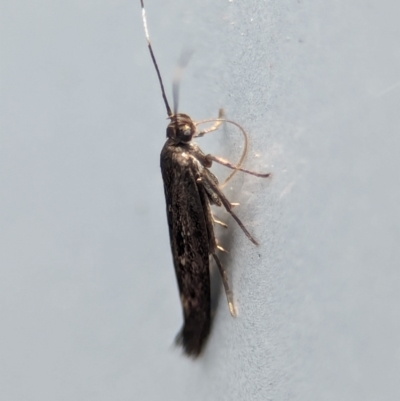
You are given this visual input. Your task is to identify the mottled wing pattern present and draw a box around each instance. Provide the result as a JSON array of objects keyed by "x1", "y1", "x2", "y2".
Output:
[{"x1": 160, "y1": 142, "x2": 212, "y2": 356}]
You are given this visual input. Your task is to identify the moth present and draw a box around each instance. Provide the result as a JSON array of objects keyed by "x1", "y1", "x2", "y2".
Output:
[{"x1": 140, "y1": 0, "x2": 270, "y2": 356}]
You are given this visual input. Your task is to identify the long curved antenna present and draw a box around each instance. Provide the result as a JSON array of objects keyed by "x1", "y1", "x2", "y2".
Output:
[
  {"x1": 140, "y1": 0, "x2": 172, "y2": 117},
  {"x1": 195, "y1": 118, "x2": 249, "y2": 187},
  {"x1": 173, "y1": 51, "x2": 193, "y2": 116}
]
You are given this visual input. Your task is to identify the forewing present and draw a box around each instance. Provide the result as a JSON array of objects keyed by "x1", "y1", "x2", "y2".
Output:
[{"x1": 160, "y1": 144, "x2": 211, "y2": 356}]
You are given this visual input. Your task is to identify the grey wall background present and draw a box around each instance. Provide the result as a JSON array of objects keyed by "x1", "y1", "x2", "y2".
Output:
[{"x1": 1, "y1": 0, "x2": 399, "y2": 400}]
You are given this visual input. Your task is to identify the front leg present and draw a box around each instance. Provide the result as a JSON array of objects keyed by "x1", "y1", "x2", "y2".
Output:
[{"x1": 206, "y1": 154, "x2": 270, "y2": 178}]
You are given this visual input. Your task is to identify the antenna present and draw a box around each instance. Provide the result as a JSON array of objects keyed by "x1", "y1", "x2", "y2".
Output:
[
  {"x1": 172, "y1": 51, "x2": 193, "y2": 116},
  {"x1": 140, "y1": 0, "x2": 173, "y2": 117}
]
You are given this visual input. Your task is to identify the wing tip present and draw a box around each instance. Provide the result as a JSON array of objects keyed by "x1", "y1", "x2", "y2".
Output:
[{"x1": 175, "y1": 317, "x2": 211, "y2": 358}]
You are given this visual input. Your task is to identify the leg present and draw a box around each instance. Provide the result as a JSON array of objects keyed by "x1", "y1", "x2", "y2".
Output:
[
  {"x1": 217, "y1": 244, "x2": 228, "y2": 253},
  {"x1": 212, "y1": 252, "x2": 236, "y2": 317},
  {"x1": 213, "y1": 215, "x2": 228, "y2": 228},
  {"x1": 197, "y1": 110, "x2": 268, "y2": 186},
  {"x1": 201, "y1": 171, "x2": 259, "y2": 245},
  {"x1": 206, "y1": 154, "x2": 270, "y2": 178},
  {"x1": 196, "y1": 113, "x2": 249, "y2": 186}
]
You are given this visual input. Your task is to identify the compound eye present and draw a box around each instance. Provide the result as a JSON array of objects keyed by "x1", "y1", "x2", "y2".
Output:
[{"x1": 179, "y1": 125, "x2": 192, "y2": 141}]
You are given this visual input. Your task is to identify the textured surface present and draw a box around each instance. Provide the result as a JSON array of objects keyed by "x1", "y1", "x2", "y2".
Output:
[
  {"x1": 1, "y1": 0, "x2": 400, "y2": 400},
  {"x1": 161, "y1": 137, "x2": 213, "y2": 357}
]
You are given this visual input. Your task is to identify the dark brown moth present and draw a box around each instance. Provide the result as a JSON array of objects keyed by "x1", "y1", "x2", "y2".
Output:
[{"x1": 140, "y1": 0, "x2": 270, "y2": 357}]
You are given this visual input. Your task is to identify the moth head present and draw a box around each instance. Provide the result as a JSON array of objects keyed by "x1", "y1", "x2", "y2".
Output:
[{"x1": 166, "y1": 113, "x2": 196, "y2": 143}]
